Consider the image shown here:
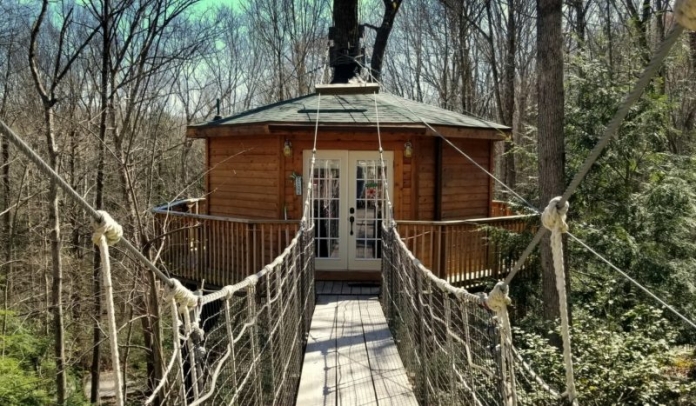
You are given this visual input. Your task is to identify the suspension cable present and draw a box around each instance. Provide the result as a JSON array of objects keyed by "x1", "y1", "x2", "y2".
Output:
[
  {"x1": 567, "y1": 232, "x2": 696, "y2": 330},
  {"x1": 373, "y1": 91, "x2": 394, "y2": 227},
  {"x1": 504, "y1": 24, "x2": 684, "y2": 283},
  {"x1": 0, "y1": 119, "x2": 175, "y2": 287},
  {"x1": 346, "y1": 48, "x2": 696, "y2": 331}
]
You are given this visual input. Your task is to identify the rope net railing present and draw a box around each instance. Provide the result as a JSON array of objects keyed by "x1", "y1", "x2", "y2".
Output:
[
  {"x1": 0, "y1": 97, "x2": 322, "y2": 405},
  {"x1": 381, "y1": 223, "x2": 561, "y2": 406},
  {"x1": 145, "y1": 91, "x2": 323, "y2": 406},
  {"x1": 147, "y1": 223, "x2": 315, "y2": 406}
]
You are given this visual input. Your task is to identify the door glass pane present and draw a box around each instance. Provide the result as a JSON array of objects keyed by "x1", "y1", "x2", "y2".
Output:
[
  {"x1": 354, "y1": 160, "x2": 387, "y2": 259},
  {"x1": 312, "y1": 159, "x2": 340, "y2": 259}
]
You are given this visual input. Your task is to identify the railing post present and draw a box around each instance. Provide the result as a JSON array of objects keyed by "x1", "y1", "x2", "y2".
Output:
[
  {"x1": 247, "y1": 224, "x2": 254, "y2": 277},
  {"x1": 438, "y1": 225, "x2": 445, "y2": 280},
  {"x1": 253, "y1": 224, "x2": 258, "y2": 273}
]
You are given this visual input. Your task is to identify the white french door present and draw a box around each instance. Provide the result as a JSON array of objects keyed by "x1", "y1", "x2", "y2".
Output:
[{"x1": 304, "y1": 150, "x2": 393, "y2": 272}]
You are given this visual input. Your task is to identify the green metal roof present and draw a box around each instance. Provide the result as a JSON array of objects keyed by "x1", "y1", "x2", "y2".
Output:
[{"x1": 193, "y1": 91, "x2": 508, "y2": 130}]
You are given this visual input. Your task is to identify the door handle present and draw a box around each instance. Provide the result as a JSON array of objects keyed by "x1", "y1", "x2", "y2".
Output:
[{"x1": 349, "y1": 216, "x2": 355, "y2": 235}]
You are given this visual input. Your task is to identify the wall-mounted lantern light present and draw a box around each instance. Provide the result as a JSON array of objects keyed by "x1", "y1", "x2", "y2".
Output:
[
  {"x1": 283, "y1": 140, "x2": 293, "y2": 157},
  {"x1": 404, "y1": 141, "x2": 413, "y2": 159}
]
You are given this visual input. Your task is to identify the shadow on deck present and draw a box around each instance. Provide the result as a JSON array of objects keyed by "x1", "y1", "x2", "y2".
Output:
[{"x1": 297, "y1": 283, "x2": 418, "y2": 406}]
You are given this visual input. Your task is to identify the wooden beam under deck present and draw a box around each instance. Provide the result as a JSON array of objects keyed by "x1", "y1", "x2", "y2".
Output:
[{"x1": 315, "y1": 270, "x2": 381, "y2": 282}]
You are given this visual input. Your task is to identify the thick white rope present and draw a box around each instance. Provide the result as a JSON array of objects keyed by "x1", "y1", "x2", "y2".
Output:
[
  {"x1": 92, "y1": 210, "x2": 125, "y2": 406},
  {"x1": 504, "y1": 23, "x2": 684, "y2": 284},
  {"x1": 181, "y1": 309, "x2": 200, "y2": 400},
  {"x1": 540, "y1": 197, "x2": 577, "y2": 405},
  {"x1": 169, "y1": 279, "x2": 200, "y2": 309},
  {"x1": 487, "y1": 282, "x2": 517, "y2": 406},
  {"x1": 145, "y1": 296, "x2": 187, "y2": 405},
  {"x1": 676, "y1": 0, "x2": 696, "y2": 30}
]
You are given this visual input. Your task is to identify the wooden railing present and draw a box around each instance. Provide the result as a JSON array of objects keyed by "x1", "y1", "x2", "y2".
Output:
[
  {"x1": 152, "y1": 201, "x2": 299, "y2": 287},
  {"x1": 491, "y1": 200, "x2": 514, "y2": 217},
  {"x1": 396, "y1": 215, "x2": 535, "y2": 287},
  {"x1": 152, "y1": 200, "x2": 533, "y2": 288}
]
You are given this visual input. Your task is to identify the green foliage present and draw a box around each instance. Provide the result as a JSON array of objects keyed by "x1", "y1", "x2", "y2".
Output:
[
  {"x1": 0, "y1": 357, "x2": 51, "y2": 406},
  {"x1": 515, "y1": 304, "x2": 696, "y2": 405},
  {"x1": 563, "y1": 50, "x2": 696, "y2": 341},
  {"x1": 0, "y1": 311, "x2": 51, "y2": 405},
  {"x1": 504, "y1": 46, "x2": 696, "y2": 405}
]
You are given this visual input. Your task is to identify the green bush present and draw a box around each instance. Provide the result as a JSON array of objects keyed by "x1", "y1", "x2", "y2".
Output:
[
  {"x1": 0, "y1": 357, "x2": 50, "y2": 406},
  {"x1": 514, "y1": 304, "x2": 696, "y2": 405},
  {"x1": 0, "y1": 311, "x2": 51, "y2": 405}
]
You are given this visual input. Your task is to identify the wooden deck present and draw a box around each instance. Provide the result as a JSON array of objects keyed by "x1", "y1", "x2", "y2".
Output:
[{"x1": 297, "y1": 282, "x2": 418, "y2": 406}]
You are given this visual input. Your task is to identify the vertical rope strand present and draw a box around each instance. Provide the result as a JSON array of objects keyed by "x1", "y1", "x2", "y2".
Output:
[
  {"x1": 95, "y1": 236, "x2": 124, "y2": 406},
  {"x1": 541, "y1": 197, "x2": 577, "y2": 405},
  {"x1": 373, "y1": 91, "x2": 394, "y2": 227}
]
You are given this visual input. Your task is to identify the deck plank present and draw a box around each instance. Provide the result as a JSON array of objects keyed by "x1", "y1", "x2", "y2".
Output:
[
  {"x1": 297, "y1": 292, "x2": 417, "y2": 406},
  {"x1": 335, "y1": 296, "x2": 376, "y2": 406},
  {"x1": 340, "y1": 283, "x2": 352, "y2": 295},
  {"x1": 323, "y1": 281, "x2": 334, "y2": 295},
  {"x1": 316, "y1": 281, "x2": 326, "y2": 295},
  {"x1": 297, "y1": 295, "x2": 338, "y2": 406},
  {"x1": 360, "y1": 297, "x2": 419, "y2": 406}
]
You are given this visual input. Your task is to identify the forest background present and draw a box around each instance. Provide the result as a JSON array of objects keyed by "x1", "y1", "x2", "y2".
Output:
[{"x1": 0, "y1": 0, "x2": 694, "y2": 404}]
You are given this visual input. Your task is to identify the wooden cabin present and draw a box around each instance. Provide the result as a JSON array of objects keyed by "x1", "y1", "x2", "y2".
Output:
[{"x1": 155, "y1": 83, "x2": 530, "y2": 287}]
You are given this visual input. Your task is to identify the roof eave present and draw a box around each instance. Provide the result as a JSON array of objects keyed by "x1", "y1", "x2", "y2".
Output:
[{"x1": 428, "y1": 125, "x2": 508, "y2": 141}]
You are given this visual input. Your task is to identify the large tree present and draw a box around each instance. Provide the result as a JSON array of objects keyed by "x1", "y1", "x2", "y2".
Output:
[
  {"x1": 28, "y1": 1, "x2": 98, "y2": 402},
  {"x1": 536, "y1": 0, "x2": 566, "y2": 322},
  {"x1": 331, "y1": 0, "x2": 402, "y2": 83}
]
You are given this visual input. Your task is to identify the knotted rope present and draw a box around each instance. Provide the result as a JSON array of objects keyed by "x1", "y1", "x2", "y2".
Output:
[
  {"x1": 168, "y1": 279, "x2": 200, "y2": 309},
  {"x1": 92, "y1": 210, "x2": 125, "y2": 406},
  {"x1": 487, "y1": 281, "x2": 517, "y2": 406},
  {"x1": 676, "y1": 0, "x2": 696, "y2": 30},
  {"x1": 541, "y1": 197, "x2": 577, "y2": 405}
]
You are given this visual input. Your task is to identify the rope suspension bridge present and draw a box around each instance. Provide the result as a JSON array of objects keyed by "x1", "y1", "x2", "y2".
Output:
[{"x1": 1, "y1": 5, "x2": 696, "y2": 405}]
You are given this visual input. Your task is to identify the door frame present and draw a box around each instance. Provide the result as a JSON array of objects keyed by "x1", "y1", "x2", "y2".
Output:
[
  {"x1": 304, "y1": 150, "x2": 393, "y2": 273},
  {"x1": 347, "y1": 151, "x2": 393, "y2": 271},
  {"x1": 304, "y1": 150, "x2": 348, "y2": 271}
]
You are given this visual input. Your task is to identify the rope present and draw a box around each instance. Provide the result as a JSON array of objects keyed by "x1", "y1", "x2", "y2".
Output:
[
  {"x1": 169, "y1": 279, "x2": 200, "y2": 309},
  {"x1": 373, "y1": 91, "x2": 394, "y2": 227},
  {"x1": 346, "y1": 55, "x2": 537, "y2": 213},
  {"x1": 0, "y1": 119, "x2": 175, "y2": 287},
  {"x1": 505, "y1": 24, "x2": 685, "y2": 283},
  {"x1": 540, "y1": 197, "x2": 577, "y2": 405},
  {"x1": 311, "y1": 93, "x2": 321, "y2": 154},
  {"x1": 676, "y1": 0, "x2": 696, "y2": 30},
  {"x1": 566, "y1": 232, "x2": 696, "y2": 330},
  {"x1": 145, "y1": 297, "x2": 187, "y2": 405},
  {"x1": 486, "y1": 282, "x2": 517, "y2": 406},
  {"x1": 92, "y1": 211, "x2": 125, "y2": 406}
]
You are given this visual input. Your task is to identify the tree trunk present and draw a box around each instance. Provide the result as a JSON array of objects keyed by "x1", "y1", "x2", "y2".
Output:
[
  {"x1": 537, "y1": 0, "x2": 566, "y2": 323},
  {"x1": 0, "y1": 44, "x2": 11, "y2": 351},
  {"x1": 370, "y1": 0, "x2": 403, "y2": 82},
  {"x1": 331, "y1": 0, "x2": 360, "y2": 83},
  {"x1": 502, "y1": 0, "x2": 517, "y2": 190},
  {"x1": 45, "y1": 105, "x2": 68, "y2": 405},
  {"x1": 91, "y1": 1, "x2": 111, "y2": 402}
]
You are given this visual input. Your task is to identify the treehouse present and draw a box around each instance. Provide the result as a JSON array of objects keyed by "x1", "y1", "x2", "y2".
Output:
[{"x1": 154, "y1": 83, "x2": 530, "y2": 288}]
